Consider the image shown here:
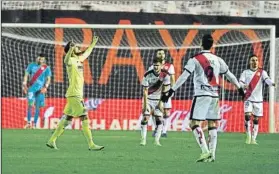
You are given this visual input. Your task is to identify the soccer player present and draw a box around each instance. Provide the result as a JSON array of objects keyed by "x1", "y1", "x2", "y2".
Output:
[
  {"x1": 22, "y1": 54, "x2": 51, "y2": 129},
  {"x1": 149, "y1": 49, "x2": 175, "y2": 138},
  {"x1": 161, "y1": 34, "x2": 245, "y2": 162},
  {"x1": 240, "y1": 55, "x2": 276, "y2": 145},
  {"x1": 46, "y1": 36, "x2": 104, "y2": 150},
  {"x1": 141, "y1": 56, "x2": 171, "y2": 146}
]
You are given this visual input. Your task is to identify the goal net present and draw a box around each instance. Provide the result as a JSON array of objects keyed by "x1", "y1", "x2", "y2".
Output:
[{"x1": 1, "y1": 24, "x2": 278, "y2": 132}]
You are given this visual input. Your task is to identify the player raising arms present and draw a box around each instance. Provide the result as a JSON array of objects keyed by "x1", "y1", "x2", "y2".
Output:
[
  {"x1": 140, "y1": 56, "x2": 171, "y2": 146},
  {"x1": 46, "y1": 36, "x2": 104, "y2": 151},
  {"x1": 240, "y1": 55, "x2": 276, "y2": 145},
  {"x1": 22, "y1": 54, "x2": 51, "y2": 129},
  {"x1": 161, "y1": 34, "x2": 245, "y2": 162},
  {"x1": 150, "y1": 49, "x2": 175, "y2": 138}
]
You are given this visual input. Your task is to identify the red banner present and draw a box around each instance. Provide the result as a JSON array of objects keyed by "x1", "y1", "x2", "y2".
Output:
[{"x1": 1, "y1": 97, "x2": 279, "y2": 132}]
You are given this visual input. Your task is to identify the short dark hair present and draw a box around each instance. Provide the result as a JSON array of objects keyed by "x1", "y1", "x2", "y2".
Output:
[
  {"x1": 64, "y1": 41, "x2": 72, "y2": 53},
  {"x1": 202, "y1": 34, "x2": 213, "y2": 50},
  {"x1": 39, "y1": 53, "x2": 45, "y2": 58},
  {"x1": 155, "y1": 49, "x2": 165, "y2": 54},
  {"x1": 249, "y1": 54, "x2": 258, "y2": 61},
  {"x1": 153, "y1": 56, "x2": 163, "y2": 64}
]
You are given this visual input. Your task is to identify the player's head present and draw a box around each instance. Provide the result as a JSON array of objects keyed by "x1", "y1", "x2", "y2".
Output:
[
  {"x1": 153, "y1": 57, "x2": 164, "y2": 74},
  {"x1": 201, "y1": 34, "x2": 214, "y2": 50},
  {"x1": 64, "y1": 41, "x2": 83, "y2": 55},
  {"x1": 155, "y1": 49, "x2": 166, "y2": 61},
  {"x1": 249, "y1": 55, "x2": 259, "y2": 69},
  {"x1": 36, "y1": 53, "x2": 46, "y2": 65}
]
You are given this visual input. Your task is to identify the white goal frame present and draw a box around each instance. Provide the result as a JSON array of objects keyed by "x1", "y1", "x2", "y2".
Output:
[{"x1": 1, "y1": 23, "x2": 276, "y2": 133}]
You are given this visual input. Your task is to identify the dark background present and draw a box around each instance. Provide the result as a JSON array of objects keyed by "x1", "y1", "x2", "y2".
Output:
[{"x1": 2, "y1": 10, "x2": 278, "y2": 100}]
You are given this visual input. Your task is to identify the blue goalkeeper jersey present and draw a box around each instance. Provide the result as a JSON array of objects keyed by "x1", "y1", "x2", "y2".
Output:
[{"x1": 25, "y1": 62, "x2": 52, "y2": 92}]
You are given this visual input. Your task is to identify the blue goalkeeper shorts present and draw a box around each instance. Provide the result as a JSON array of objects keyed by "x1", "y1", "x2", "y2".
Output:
[{"x1": 27, "y1": 89, "x2": 45, "y2": 107}]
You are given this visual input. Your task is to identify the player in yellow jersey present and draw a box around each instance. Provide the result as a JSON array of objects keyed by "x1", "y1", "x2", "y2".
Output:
[{"x1": 46, "y1": 36, "x2": 104, "y2": 151}]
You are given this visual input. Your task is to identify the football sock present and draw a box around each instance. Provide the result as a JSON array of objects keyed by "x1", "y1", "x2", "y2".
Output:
[
  {"x1": 192, "y1": 125, "x2": 209, "y2": 154},
  {"x1": 33, "y1": 106, "x2": 40, "y2": 127},
  {"x1": 245, "y1": 116, "x2": 251, "y2": 137},
  {"x1": 152, "y1": 116, "x2": 157, "y2": 133},
  {"x1": 48, "y1": 118, "x2": 68, "y2": 142},
  {"x1": 155, "y1": 120, "x2": 163, "y2": 142},
  {"x1": 27, "y1": 106, "x2": 32, "y2": 123},
  {"x1": 252, "y1": 119, "x2": 259, "y2": 141},
  {"x1": 162, "y1": 117, "x2": 169, "y2": 134},
  {"x1": 141, "y1": 120, "x2": 147, "y2": 140},
  {"x1": 82, "y1": 119, "x2": 94, "y2": 147},
  {"x1": 208, "y1": 127, "x2": 217, "y2": 159}
]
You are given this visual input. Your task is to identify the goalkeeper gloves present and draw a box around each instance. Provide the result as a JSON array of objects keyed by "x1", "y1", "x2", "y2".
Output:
[
  {"x1": 161, "y1": 88, "x2": 175, "y2": 103},
  {"x1": 238, "y1": 87, "x2": 245, "y2": 99}
]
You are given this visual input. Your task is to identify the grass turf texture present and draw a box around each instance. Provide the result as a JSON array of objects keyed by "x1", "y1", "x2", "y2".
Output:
[{"x1": 2, "y1": 130, "x2": 279, "y2": 174}]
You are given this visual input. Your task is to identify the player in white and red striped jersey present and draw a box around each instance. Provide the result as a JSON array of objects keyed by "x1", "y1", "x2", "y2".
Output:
[
  {"x1": 140, "y1": 56, "x2": 171, "y2": 146},
  {"x1": 239, "y1": 55, "x2": 275, "y2": 145},
  {"x1": 148, "y1": 49, "x2": 175, "y2": 138},
  {"x1": 161, "y1": 34, "x2": 245, "y2": 162}
]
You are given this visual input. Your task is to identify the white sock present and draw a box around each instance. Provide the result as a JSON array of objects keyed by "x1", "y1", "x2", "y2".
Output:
[
  {"x1": 245, "y1": 120, "x2": 251, "y2": 137},
  {"x1": 208, "y1": 128, "x2": 217, "y2": 159},
  {"x1": 152, "y1": 116, "x2": 158, "y2": 133},
  {"x1": 192, "y1": 126, "x2": 209, "y2": 154},
  {"x1": 141, "y1": 124, "x2": 147, "y2": 140},
  {"x1": 155, "y1": 124, "x2": 163, "y2": 142},
  {"x1": 252, "y1": 124, "x2": 259, "y2": 141},
  {"x1": 162, "y1": 117, "x2": 169, "y2": 134}
]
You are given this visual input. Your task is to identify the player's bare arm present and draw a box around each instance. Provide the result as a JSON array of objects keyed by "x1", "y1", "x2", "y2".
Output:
[
  {"x1": 22, "y1": 72, "x2": 29, "y2": 94},
  {"x1": 159, "y1": 83, "x2": 169, "y2": 109},
  {"x1": 64, "y1": 42, "x2": 75, "y2": 64},
  {"x1": 142, "y1": 87, "x2": 148, "y2": 113},
  {"x1": 41, "y1": 76, "x2": 51, "y2": 94},
  {"x1": 170, "y1": 74, "x2": 175, "y2": 87},
  {"x1": 224, "y1": 69, "x2": 245, "y2": 97},
  {"x1": 78, "y1": 36, "x2": 99, "y2": 62}
]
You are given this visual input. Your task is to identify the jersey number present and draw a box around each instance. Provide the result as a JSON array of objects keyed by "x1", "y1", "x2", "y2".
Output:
[{"x1": 205, "y1": 66, "x2": 214, "y2": 82}]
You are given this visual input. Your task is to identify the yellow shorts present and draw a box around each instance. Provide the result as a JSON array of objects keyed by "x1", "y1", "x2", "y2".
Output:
[{"x1": 63, "y1": 97, "x2": 87, "y2": 117}]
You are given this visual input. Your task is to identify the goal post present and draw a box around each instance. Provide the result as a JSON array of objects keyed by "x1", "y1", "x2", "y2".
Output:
[{"x1": 1, "y1": 23, "x2": 277, "y2": 133}]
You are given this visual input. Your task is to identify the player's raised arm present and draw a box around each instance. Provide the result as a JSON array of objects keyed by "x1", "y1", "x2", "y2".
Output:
[
  {"x1": 64, "y1": 41, "x2": 75, "y2": 64},
  {"x1": 78, "y1": 36, "x2": 99, "y2": 62}
]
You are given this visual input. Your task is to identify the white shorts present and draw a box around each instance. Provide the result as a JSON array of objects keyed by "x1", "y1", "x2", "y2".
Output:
[
  {"x1": 190, "y1": 96, "x2": 220, "y2": 121},
  {"x1": 163, "y1": 98, "x2": 172, "y2": 109},
  {"x1": 244, "y1": 101, "x2": 263, "y2": 117},
  {"x1": 142, "y1": 99, "x2": 163, "y2": 117}
]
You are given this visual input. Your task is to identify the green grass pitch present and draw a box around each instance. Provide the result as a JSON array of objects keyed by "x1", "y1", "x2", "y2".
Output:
[{"x1": 2, "y1": 130, "x2": 279, "y2": 174}]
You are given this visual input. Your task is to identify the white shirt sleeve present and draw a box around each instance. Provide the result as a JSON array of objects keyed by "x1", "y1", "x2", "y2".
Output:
[
  {"x1": 262, "y1": 70, "x2": 274, "y2": 86},
  {"x1": 163, "y1": 75, "x2": 171, "y2": 85},
  {"x1": 142, "y1": 76, "x2": 149, "y2": 87},
  {"x1": 225, "y1": 69, "x2": 241, "y2": 89},
  {"x1": 239, "y1": 71, "x2": 246, "y2": 88},
  {"x1": 172, "y1": 59, "x2": 194, "y2": 91},
  {"x1": 168, "y1": 64, "x2": 175, "y2": 75},
  {"x1": 218, "y1": 58, "x2": 229, "y2": 74},
  {"x1": 183, "y1": 58, "x2": 195, "y2": 73}
]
